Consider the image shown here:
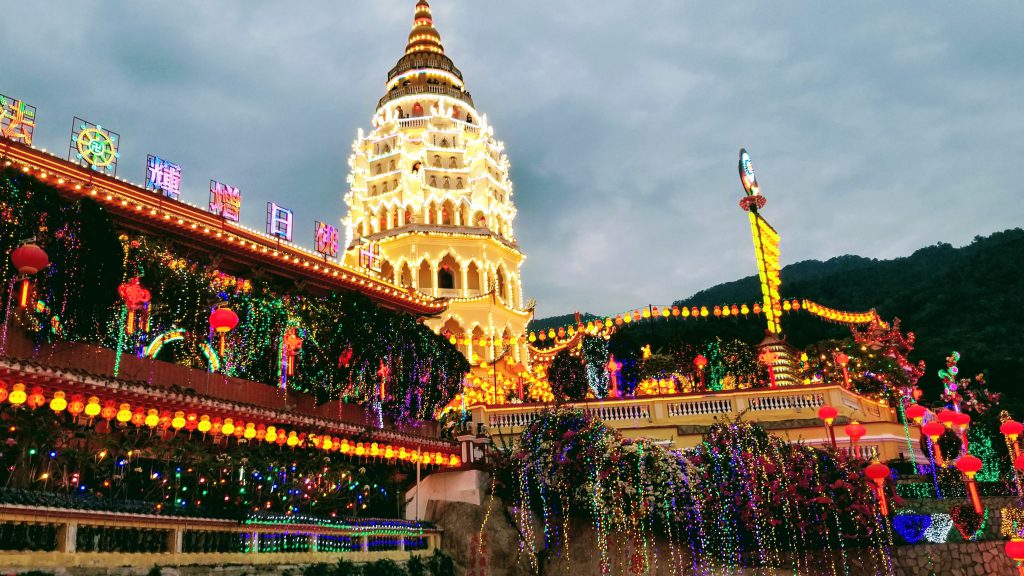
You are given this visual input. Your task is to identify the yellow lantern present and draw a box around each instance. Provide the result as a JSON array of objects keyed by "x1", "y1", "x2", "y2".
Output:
[
  {"x1": 355, "y1": 442, "x2": 365, "y2": 456},
  {"x1": 83, "y1": 396, "x2": 101, "y2": 417},
  {"x1": 221, "y1": 418, "x2": 235, "y2": 436},
  {"x1": 265, "y1": 426, "x2": 278, "y2": 443},
  {"x1": 116, "y1": 403, "x2": 132, "y2": 423},
  {"x1": 171, "y1": 411, "x2": 186, "y2": 430},
  {"x1": 9, "y1": 384, "x2": 27, "y2": 406},
  {"x1": 144, "y1": 409, "x2": 159, "y2": 428},
  {"x1": 322, "y1": 436, "x2": 333, "y2": 451},
  {"x1": 49, "y1": 391, "x2": 67, "y2": 413},
  {"x1": 244, "y1": 423, "x2": 257, "y2": 439},
  {"x1": 286, "y1": 432, "x2": 298, "y2": 447},
  {"x1": 197, "y1": 415, "x2": 212, "y2": 434}
]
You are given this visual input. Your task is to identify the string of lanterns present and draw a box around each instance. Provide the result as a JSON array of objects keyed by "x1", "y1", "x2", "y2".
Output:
[
  {"x1": 0, "y1": 380, "x2": 461, "y2": 467},
  {"x1": 442, "y1": 299, "x2": 882, "y2": 347}
]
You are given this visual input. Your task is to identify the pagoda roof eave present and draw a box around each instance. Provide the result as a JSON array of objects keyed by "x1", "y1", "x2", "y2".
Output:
[{"x1": 2, "y1": 142, "x2": 446, "y2": 316}]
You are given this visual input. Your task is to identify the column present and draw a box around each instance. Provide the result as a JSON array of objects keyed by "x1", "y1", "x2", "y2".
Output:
[
  {"x1": 311, "y1": 533, "x2": 320, "y2": 553},
  {"x1": 168, "y1": 527, "x2": 184, "y2": 554},
  {"x1": 434, "y1": 206, "x2": 443, "y2": 225},
  {"x1": 460, "y1": 267, "x2": 468, "y2": 298},
  {"x1": 360, "y1": 535, "x2": 369, "y2": 553},
  {"x1": 398, "y1": 537, "x2": 406, "y2": 552},
  {"x1": 430, "y1": 264, "x2": 439, "y2": 297},
  {"x1": 57, "y1": 521, "x2": 78, "y2": 553},
  {"x1": 250, "y1": 532, "x2": 260, "y2": 554}
]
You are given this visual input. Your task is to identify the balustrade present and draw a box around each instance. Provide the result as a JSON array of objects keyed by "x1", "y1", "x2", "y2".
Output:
[
  {"x1": 746, "y1": 392, "x2": 824, "y2": 412},
  {"x1": 667, "y1": 398, "x2": 733, "y2": 417}
]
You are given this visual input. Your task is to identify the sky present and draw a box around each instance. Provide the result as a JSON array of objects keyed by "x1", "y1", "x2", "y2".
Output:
[{"x1": 3, "y1": 1, "x2": 1021, "y2": 318}]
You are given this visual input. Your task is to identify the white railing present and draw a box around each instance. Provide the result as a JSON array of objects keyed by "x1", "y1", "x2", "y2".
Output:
[
  {"x1": 745, "y1": 392, "x2": 824, "y2": 413},
  {"x1": 667, "y1": 398, "x2": 733, "y2": 417},
  {"x1": 397, "y1": 118, "x2": 429, "y2": 129},
  {"x1": 582, "y1": 404, "x2": 650, "y2": 422}
]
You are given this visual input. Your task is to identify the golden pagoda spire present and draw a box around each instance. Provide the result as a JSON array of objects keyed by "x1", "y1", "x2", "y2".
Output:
[{"x1": 405, "y1": 0, "x2": 445, "y2": 55}]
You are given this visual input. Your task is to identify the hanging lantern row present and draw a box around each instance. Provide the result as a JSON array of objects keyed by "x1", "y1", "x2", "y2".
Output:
[
  {"x1": 905, "y1": 402, "x2": 989, "y2": 514},
  {"x1": 0, "y1": 381, "x2": 461, "y2": 467}
]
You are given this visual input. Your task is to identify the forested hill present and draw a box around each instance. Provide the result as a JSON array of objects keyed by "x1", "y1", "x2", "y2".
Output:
[{"x1": 534, "y1": 228, "x2": 1024, "y2": 398}]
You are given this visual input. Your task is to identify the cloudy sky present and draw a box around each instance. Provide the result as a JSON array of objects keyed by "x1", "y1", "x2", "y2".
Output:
[{"x1": 4, "y1": 2, "x2": 1021, "y2": 317}]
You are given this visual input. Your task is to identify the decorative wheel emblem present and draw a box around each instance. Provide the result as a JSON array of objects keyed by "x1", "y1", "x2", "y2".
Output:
[{"x1": 75, "y1": 125, "x2": 119, "y2": 171}]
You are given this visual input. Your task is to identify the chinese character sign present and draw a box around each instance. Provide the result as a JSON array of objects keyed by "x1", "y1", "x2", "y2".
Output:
[
  {"x1": 359, "y1": 241, "x2": 382, "y2": 272},
  {"x1": 209, "y1": 180, "x2": 241, "y2": 222},
  {"x1": 70, "y1": 118, "x2": 120, "y2": 175},
  {"x1": 145, "y1": 155, "x2": 182, "y2": 200},
  {"x1": 314, "y1": 221, "x2": 339, "y2": 258},
  {"x1": 0, "y1": 94, "x2": 36, "y2": 146},
  {"x1": 266, "y1": 202, "x2": 294, "y2": 241}
]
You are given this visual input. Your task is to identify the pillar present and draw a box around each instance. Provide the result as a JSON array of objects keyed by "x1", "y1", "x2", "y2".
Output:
[
  {"x1": 430, "y1": 263, "x2": 439, "y2": 297},
  {"x1": 311, "y1": 533, "x2": 320, "y2": 553},
  {"x1": 250, "y1": 532, "x2": 260, "y2": 554},
  {"x1": 360, "y1": 535, "x2": 369, "y2": 553},
  {"x1": 168, "y1": 527, "x2": 183, "y2": 554},
  {"x1": 57, "y1": 521, "x2": 78, "y2": 553},
  {"x1": 399, "y1": 537, "x2": 406, "y2": 552}
]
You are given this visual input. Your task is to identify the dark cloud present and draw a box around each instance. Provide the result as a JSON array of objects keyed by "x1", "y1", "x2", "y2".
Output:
[{"x1": 3, "y1": 2, "x2": 1021, "y2": 317}]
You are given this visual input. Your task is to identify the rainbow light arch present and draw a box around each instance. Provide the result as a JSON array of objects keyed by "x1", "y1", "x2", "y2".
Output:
[{"x1": 144, "y1": 328, "x2": 221, "y2": 371}]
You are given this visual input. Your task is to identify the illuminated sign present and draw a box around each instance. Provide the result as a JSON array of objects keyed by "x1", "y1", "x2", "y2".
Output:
[
  {"x1": 750, "y1": 213, "x2": 782, "y2": 334},
  {"x1": 0, "y1": 94, "x2": 36, "y2": 146},
  {"x1": 209, "y1": 180, "x2": 241, "y2": 222},
  {"x1": 314, "y1": 221, "x2": 339, "y2": 258},
  {"x1": 359, "y1": 241, "x2": 382, "y2": 272},
  {"x1": 738, "y1": 148, "x2": 759, "y2": 196},
  {"x1": 70, "y1": 118, "x2": 120, "y2": 175},
  {"x1": 266, "y1": 202, "x2": 294, "y2": 241},
  {"x1": 145, "y1": 155, "x2": 182, "y2": 200}
]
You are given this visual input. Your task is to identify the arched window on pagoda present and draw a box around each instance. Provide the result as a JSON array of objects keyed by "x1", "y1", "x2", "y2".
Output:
[
  {"x1": 404, "y1": 207, "x2": 413, "y2": 225},
  {"x1": 441, "y1": 201, "x2": 455, "y2": 225},
  {"x1": 399, "y1": 263, "x2": 413, "y2": 287},
  {"x1": 496, "y1": 268, "x2": 507, "y2": 300},
  {"x1": 430, "y1": 175, "x2": 437, "y2": 187},
  {"x1": 412, "y1": 162, "x2": 421, "y2": 174},
  {"x1": 380, "y1": 260, "x2": 394, "y2": 283},
  {"x1": 437, "y1": 265, "x2": 455, "y2": 290},
  {"x1": 376, "y1": 164, "x2": 382, "y2": 175},
  {"x1": 453, "y1": 107, "x2": 461, "y2": 120},
  {"x1": 413, "y1": 102, "x2": 424, "y2": 116},
  {"x1": 432, "y1": 155, "x2": 441, "y2": 167},
  {"x1": 449, "y1": 157, "x2": 457, "y2": 168},
  {"x1": 440, "y1": 138, "x2": 449, "y2": 148},
  {"x1": 456, "y1": 177, "x2": 463, "y2": 190},
  {"x1": 466, "y1": 113, "x2": 474, "y2": 124},
  {"x1": 418, "y1": 261, "x2": 432, "y2": 292},
  {"x1": 396, "y1": 106, "x2": 404, "y2": 119},
  {"x1": 467, "y1": 261, "x2": 481, "y2": 293},
  {"x1": 389, "y1": 159, "x2": 395, "y2": 171},
  {"x1": 443, "y1": 176, "x2": 451, "y2": 189},
  {"x1": 382, "y1": 181, "x2": 389, "y2": 193},
  {"x1": 384, "y1": 144, "x2": 390, "y2": 153},
  {"x1": 473, "y1": 211, "x2": 485, "y2": 227},
  {"x1": 371, "y1": 185, "x2": 377, "y2": 196}
]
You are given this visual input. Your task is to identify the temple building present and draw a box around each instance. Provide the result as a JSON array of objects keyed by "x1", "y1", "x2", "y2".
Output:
[{"x1": 342, "y1": 0, "x2": 531, "y2": 369}]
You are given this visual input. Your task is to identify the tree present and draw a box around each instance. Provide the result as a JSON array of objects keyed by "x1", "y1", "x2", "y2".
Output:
[{"x1": 549, "y1": 349, "x2": 588, "y2": 402}]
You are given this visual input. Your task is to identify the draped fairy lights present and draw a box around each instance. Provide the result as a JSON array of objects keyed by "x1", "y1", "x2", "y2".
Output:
[{"x1": 504, "y1": 410, "x2": 893, "y2": 574}]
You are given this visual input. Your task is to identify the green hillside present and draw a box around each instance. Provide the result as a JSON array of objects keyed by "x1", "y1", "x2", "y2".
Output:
[{"x1": 534, "y1": 228, "x2": 1024, "y2": 399}]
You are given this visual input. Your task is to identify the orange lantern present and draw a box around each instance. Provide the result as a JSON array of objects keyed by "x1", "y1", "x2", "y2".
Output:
[
  {"x1": 67, "y1": 394, "x2": 85, "y2": 416},
  {"x1": 26, "y1": 387, "x2": 45, "y2": 409}
]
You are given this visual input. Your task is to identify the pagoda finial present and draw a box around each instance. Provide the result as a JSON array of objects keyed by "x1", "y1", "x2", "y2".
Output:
[{"x1": 405, "y1": 0, "x2": 445, "y2": 55}]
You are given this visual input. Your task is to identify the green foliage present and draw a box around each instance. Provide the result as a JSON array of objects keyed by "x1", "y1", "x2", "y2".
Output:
[
  {"x1": 405, "y1": 554, "x2": 427, "y2": 576},
  {"x1": 425, "y1": 548, "x2": 456, "y2": 576},
  {"x1": 548, "y1": 349, "x2": 589, "y2": 402},
  {"x1": 361, "y1": 559, "x2": 406, "y2": 576}
]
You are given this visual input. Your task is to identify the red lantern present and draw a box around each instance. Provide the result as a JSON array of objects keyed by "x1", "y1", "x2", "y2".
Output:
[
  {"x1": 1015, "y1": 454, "x2": 1024, "y2": 472},
  {"x1": 693, "y1": 354, "x2": 708, "y2": 390},
  {"x1": 922, "y1": 421, "x2": 947, "y2": 466},
  {"x1": 864, "y1": 461, "x2": 892, "y2": 516},
  {"x1": 67, "y1": 394, "x2": 84, "y2": 416},
  {"x1": 10, "y1": 242, "x2": 48, "y2": 308},
  {"x1": 118, "y1": 277, "x2": 151, "y2": 334},
  {"x1": 1005, "y1": 538, "x2": 1024, "y2": 576},
  {"x1": 904, "y1": 403, "x2": 927, "y2": 424},
  {"x1": 282, "y1": 328, "x2": 303, "y2": 377},
  {"x1": 100, "y1": 401, "x2": 117, "y2": 422},
  {"x1": 209, "y1": 307, "x2": 239, "y2": 356},
  {"x1": 26, "y1": 387, "x2": 45, "y2": 410},
  {"x1": 937, "y1": 409, "x2": 957, "y2": 428},
  {"x1": 955, "y1": 454, "x2": 985, "y2": 515},
  {"x1": 818, "y1": 405, "x2": 839, "y2": 449},
  {"x1": 1003, "y1": 420, "x2": 1024, "y2": 458},
  {"x1": 844, "y1": 421, "x2": 867, "y2": 455}
]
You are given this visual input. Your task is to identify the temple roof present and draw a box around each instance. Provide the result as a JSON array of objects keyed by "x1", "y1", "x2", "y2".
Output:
[{"x1": 405, "y1": 0, "x2": 445, "y2": 55}]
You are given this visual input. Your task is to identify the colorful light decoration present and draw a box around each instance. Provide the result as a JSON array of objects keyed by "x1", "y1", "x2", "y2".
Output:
[
  {"x1": 693, "y1": 354, "x2": 708, "y2": 390},
  {"x1": 144, "y1": 155, "x2": 182, "y2": 200},
  {"x1": 955, "y1": 454, "x2": 984, "y2": 515},
  {"x1": 864, "y1": 460, "x2": 891, "y2": 516},
  {"x1": 921, "y1": 421, "x2": 947, "y2": 467},
  {"x1": 0, "y1": 94, "x2": 37, "y2": 145},
  {"x1": 10, "y1": 242, "x2": 49, "y2": 308},
  {"x1": 833, "y1": 351, "x2": 851, "y2": 388}
]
